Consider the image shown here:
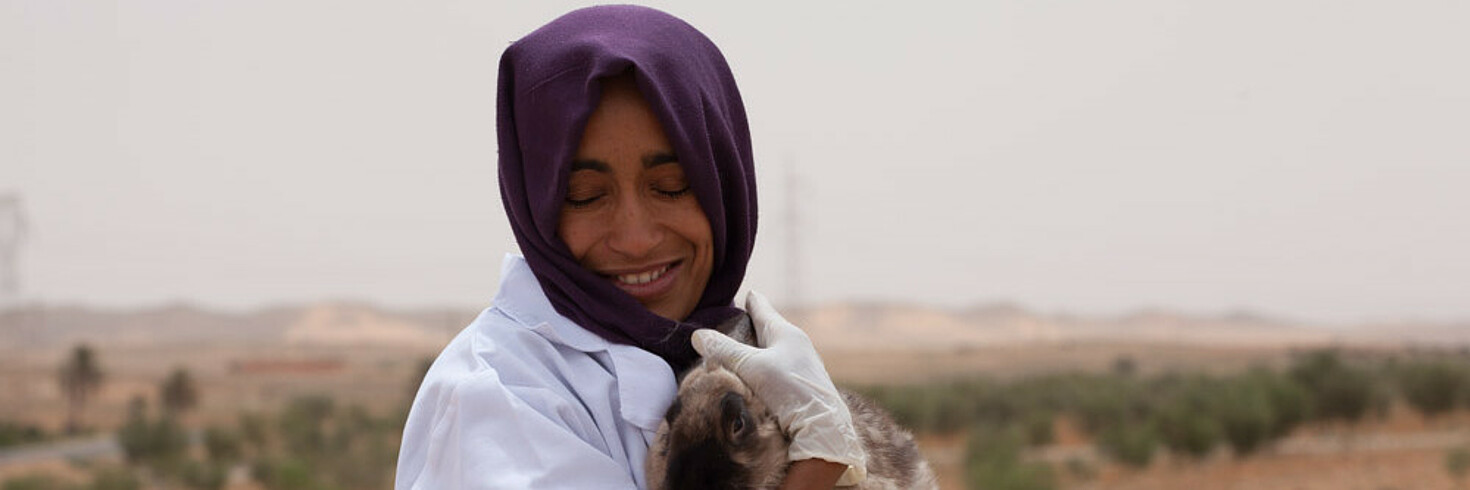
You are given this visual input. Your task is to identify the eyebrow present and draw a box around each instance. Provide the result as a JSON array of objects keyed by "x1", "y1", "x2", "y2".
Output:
[
  {"x1": 569, "y1": 159, "x2": 610, "y2": 172},
  {"x1": 569, "y1": 152, "x2": 679, "y2": 172},
  {"x1": 643, "y1": 152, "x2": 678, "y2": 168}
]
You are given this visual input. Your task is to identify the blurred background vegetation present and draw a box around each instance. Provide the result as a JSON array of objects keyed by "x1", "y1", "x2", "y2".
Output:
[{"x1": 8, "y1": 341, "x2": 1470, "y2": 489}]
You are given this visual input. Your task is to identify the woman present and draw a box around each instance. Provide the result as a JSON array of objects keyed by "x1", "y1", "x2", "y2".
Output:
[{"x1": 396, "y1": 6, "x2": 865, "y2": 489}]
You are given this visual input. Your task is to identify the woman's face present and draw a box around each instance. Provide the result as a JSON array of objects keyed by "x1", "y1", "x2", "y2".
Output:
[{"x1": 558, "y1": 77, "x2": 715, "y2": 322}]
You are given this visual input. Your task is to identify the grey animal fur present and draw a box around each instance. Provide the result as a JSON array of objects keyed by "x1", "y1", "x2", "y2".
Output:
[{"x1": 645, "y1": 314, "x2": 937, "y2": 490}]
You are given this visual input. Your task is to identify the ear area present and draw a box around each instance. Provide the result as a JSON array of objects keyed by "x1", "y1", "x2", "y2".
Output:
[{"x1": 719, "y1": 391, "x2": 750, "y2": 442}]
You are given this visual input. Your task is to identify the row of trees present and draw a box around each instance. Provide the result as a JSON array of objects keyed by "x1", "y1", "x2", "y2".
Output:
[
  {"x1": 856, "y1": 349, "x2": 1470, "y2": 489},
  {"x1": 114, "y1": 395, "x2": 403, "y2": 490},
  {"x1": 5, "y1": 344, "x2": 422, "y2": 490},
  {"x1": 54, "y1": 345, "x2": 194, "y2": 433}
]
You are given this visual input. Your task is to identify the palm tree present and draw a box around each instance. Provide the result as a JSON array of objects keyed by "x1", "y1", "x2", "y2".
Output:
[
  {"x1": 159, "y1": 367, "x2": 198, "y2": 418},
  {"x1": 57, "y1": 343, "x2": 104, "y2": 434}
]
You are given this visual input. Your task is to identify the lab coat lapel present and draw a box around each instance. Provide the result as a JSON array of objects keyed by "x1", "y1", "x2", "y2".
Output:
[{"x1": 608, "y1": 343, "x2": 677, "y2": 432}]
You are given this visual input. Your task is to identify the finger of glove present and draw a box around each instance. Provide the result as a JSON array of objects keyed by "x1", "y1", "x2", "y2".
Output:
[
  {"x1": 745, "y1": 291, "x2": 801, "y2": 346},
  {"x1": 692, "y1": 329, "x2": 759, "y2": 371}
]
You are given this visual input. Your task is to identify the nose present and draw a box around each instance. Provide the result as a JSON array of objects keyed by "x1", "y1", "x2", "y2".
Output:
[{"x1": 606, "y1": 196, "x2": 663, "y2": 258}]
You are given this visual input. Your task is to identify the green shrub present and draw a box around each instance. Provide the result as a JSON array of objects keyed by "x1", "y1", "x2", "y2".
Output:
[
  {"x1": 238, "y1": 412, "x2": 270, "y2": 455},
  {"x1": 1, "y1": 474, "x2": 77, "y2": 490},
  {"x1": 279, "y1": 396, "x2": 335, "y2": 459},
  {"x1": 1070, "y1": 376, "x2": 1146, "y2": 434},
  {"x1": 1244, "y1": 367, "x2": 1310, "y2": 438},
  {"x1": 1289, "y1": 350, "x2": 1379, "y2": 423},
  {"x1": 1096, "y1": 422, "x2": 1157, "y2": 468},
  {"x1": 1063, "y1": 457, "x2": 1097, "y2": 481},
  {"x1": 1398, "y1": 361, "x2": 1469, "y2": 417},
  {"x1": 1021, "y1": 411, "x2": 1056, "y2": 447},
  {"x1": 965, "y1": 425, "x2": 1056, "y2": 490},
  {"x1": 87, "y1": 467, "x2": 139, "y2": 490},
  {"x1": 1447, "y1": 446, "x2": 1470, "y2": 484},
  {"x1": 1215, "y1": 377, "x2": 1276, "y2": 456},
  {"x1": 203, "y1": 427, "x2": 243, "y2": 463},
  {"x1": 0, "y1": 421, "x2": 47, "y2": 448},
  {"x1": 252, "y1": 456, "x2": 322, "y2": 490},
  {"x1": 1150, "y1": 377, "x2": 1223, "y2": 459},
  {"x1": 179, "y1": 461, "x2": 226, "y2": 490},
  {"x1": 116, "y1": 410, "x2": 187, "y2": 471}
]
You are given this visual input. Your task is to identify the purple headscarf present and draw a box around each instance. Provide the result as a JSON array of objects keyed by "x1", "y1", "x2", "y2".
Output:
[{"x1": 497, "y1": 5, "x2": 757, "y2": 370}]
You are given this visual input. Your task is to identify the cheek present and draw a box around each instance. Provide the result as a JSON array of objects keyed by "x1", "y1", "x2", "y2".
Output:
[
  {"x1": 671, "y1": 204, "x2": 714, "y2": 260},
  {"x1": 557, "y1": 213, "x2": 598, "y2": 260}
]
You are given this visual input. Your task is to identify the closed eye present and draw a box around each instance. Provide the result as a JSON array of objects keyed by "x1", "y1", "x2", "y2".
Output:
[
  {"x1": 655, "y1": 185, "x2": 692, "y2": 199},
  {"x1": 565, "y1": 194, "x2": 603, "y2": 208}
]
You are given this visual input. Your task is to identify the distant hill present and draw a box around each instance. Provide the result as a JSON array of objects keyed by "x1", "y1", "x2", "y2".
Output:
[
  {"x1": 2, "y1": 301, "x2": 1466, "y2": 353},
  {"x1": 0, "y1": 302, "x2": 475, "y2": 351},
  {"x1": 788, "y1": 302, "x2": 1470, "y2": 350}
]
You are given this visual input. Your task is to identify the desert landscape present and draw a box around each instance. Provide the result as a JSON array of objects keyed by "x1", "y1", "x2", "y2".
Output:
[{"x1": 3, "y1": 301, "x2": 1470, "y2": 489}]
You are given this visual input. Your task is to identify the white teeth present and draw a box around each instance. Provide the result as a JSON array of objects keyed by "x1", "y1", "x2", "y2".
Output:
[{"x1": 617, "y1": 265, "x2": 670, "y2": 286}]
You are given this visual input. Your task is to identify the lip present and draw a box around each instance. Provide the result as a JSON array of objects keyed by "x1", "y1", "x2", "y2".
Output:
[{"x1": 603, "y1": 260, "x2": 682, "y2": 301}]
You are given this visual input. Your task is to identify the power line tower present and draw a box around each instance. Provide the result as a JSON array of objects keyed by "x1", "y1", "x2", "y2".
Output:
[{"x1": 0, "y1": 192, "x2": 29, "y2": 302}]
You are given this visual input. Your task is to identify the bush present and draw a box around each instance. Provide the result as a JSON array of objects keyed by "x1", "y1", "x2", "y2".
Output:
[
  {"x1": 1447, "y1": 446, "x2": 1470, "y2": 484},
  {"x1": 238, "y1": 412, "x2": 270, "y2": 456},
  {"x1": 1245, "y1": 367, "x2": 1310, "y2": 439},
  {"x1": 1095, "y1": 422, "x2": 1157, "y2": 468},
  {"x1": 1215, "y1": 377, "x2": 1276, "y2": 456},
  {"x1": 965, "y1": 425, "x2": 1056, "y2": 490},
  {"x1": 279, "y1": 396, "x2": 335, "y2": 459},
  {"x1": 0, "y1": 421, "x2": 47, "y2": 448},
  {"x1": 85, "y1": 467, "x2": 137, "y2": 490},
  {"x1": 1, "y1": 474, "x2": 77, "y2": 490},
  {"x1": 87, "y1": 467, "x2": 139, "y2": 490},
  {"x1": 1150, "y1": 377, "x2": 1224, "y2": 459},
  {"x1": 252, "y1": 456, "x2": 321, "y2": 490},
  {"x1": 231, "y1": 396, "x2": 403, "y2": 490},
  {"x1": 1021, "y1": 411, "x2": 1056, "y2": 447},
  {"x1": 179, "y1": 461, "x2": 226, "y2": 490},
  {"x1": 1289, "y1": 350, "x2": 1380, "y2": 424},
  {"x1": 1069, "y1": 376, "x2": 1145, "y2": 434},
  {"x1": 203, "y1": 427, "x2": 243, "y2": 463},
  {"x1": 1398, "y1": 361, "x2": 1469, "y2": 417},
  {"x1": 116, "y1": 409, "x2": 187, "y2": 471},
  {"x1": 859, "y1": 382, "x2": 982, "y2": 434}
]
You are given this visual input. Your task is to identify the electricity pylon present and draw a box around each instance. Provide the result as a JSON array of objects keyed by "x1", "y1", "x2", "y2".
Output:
[{"x1": 0, "y1": 192, "x2": 28, "y2": 299}]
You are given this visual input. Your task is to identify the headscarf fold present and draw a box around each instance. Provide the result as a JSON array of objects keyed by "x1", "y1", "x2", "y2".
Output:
[{"x1": 497, "y1": 5, "x2": 757, "y2": 370}]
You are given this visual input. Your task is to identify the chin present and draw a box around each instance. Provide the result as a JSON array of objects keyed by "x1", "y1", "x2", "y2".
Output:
[{"x1": 648, "y1": 296, "x2": 700, "y2": 322}]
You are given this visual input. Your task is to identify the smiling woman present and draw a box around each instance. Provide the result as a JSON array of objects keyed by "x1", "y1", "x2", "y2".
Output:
[
  {"x1": 557, "y1": 74, "x2": 715, "y2": 322},
  {"x1": 395, "y1": 5, "x2": 864, "y2": 490}
]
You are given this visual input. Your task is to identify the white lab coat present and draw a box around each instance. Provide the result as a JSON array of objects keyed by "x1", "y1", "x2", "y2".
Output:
[{"x1": 395, "y1": 254, "x2": 678, "y2": 489}]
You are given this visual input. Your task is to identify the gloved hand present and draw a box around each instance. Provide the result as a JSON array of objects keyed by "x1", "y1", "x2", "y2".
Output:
[{"x1": 692, "y1": 291, "x2": 867, "y2": 486}]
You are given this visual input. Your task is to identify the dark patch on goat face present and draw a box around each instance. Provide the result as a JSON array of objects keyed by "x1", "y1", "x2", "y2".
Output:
[
  {"x1": 659, "y1": 391, "x2": 754, "y2": 490},
  {"x1": 648, "y1": 363, "x2": 789, "y2": 490},
  {"x1": 663, "y1": 434, "x2": 748, "y2": 490}
]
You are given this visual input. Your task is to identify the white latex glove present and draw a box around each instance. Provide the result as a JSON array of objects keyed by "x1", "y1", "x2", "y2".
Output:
[{"x1": 692, "y1": 291, "x2": 868, "y2": 486}]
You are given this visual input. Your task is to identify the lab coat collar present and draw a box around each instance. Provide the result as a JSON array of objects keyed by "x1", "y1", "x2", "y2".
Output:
[
  {"x1": 494, "y1": 254, "x2": 611, "y2": 353},
  {"x1": 493, "y1": 254, "x2": 677, "y2": 432}
]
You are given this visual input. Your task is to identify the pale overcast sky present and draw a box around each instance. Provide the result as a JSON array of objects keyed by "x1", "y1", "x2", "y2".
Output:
[{"x1": 2, "y1": 1, "x2": 1467, "y2": 323}]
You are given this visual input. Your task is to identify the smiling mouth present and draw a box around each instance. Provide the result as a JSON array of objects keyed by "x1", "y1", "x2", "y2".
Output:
[
  {"x1": 615, "y1": 263, "x2": 673, "y2": 286},
  {"x1": 602, "y1": 260, "x2": 682, "y2": 299}
]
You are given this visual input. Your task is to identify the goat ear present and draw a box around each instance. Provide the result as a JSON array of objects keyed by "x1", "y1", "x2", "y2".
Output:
[{"x1": 720, "y1": 391, "x2": 750, "y2": 442}]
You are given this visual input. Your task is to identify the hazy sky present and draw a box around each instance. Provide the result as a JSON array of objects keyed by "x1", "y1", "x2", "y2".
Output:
[{"x1": 3, "y1": 1, "x2": 1468, "y2": 323}]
